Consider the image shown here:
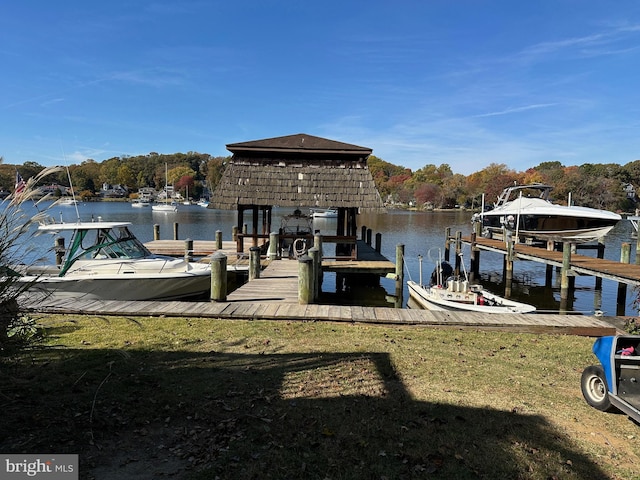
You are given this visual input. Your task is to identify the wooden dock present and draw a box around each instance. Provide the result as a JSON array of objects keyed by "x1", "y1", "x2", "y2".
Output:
[
  {"x1": 25, "y1": 294, "x2": 618, "y2": 337},
  {"x1": 463, "y1": 236, "x2": 640, "y2": 286},
  {"x1": 22, "y1": 237, "x2": 622, "y2": 336}
]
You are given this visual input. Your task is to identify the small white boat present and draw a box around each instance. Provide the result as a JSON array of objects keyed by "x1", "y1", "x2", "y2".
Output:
[
  {"x1": 472, "y1": 183, "x2": 621, "y2": 243},
  {"x1": 152, "y1": 202, "x2": 178, "y2": 213},
  {"x1": 152, "y1": 163, "x2": 178, "y2": 212},
  {"x1": 131, "y1": 199, "x2": 150, "y2": 208},
  {"x1": 197, "y1": 199, "x2": 209, "y2": 208},
  {"x1": 407, "y1": 279, "x2": 537, "y2": 314},
  {"x1": 310, "y1": 208, "x2": 338, "y2": 219},
  {"x1": 57, "y1": 197, "x2": 79, "y2": 206},
  {"x1": 15, "y1": 220, "x2": 211, "y2": 301},
  {"x1": 407, "y1": 254, "x2": 536, "y2": 314}
]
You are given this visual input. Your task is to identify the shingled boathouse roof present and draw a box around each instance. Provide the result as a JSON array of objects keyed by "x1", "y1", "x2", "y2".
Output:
[{"x1": 211, "y1": 133, "x2": 383, "y2": 211}]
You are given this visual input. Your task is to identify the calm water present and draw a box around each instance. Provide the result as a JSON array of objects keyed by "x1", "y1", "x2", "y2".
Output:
[{"x1": 20, "y1": 201, "x2": 639, "y2": 316}]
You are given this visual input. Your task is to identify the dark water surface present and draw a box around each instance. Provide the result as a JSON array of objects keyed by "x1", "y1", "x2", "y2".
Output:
[{"x1": 23, "y1": 201, "x2": 639, "y2": 316}]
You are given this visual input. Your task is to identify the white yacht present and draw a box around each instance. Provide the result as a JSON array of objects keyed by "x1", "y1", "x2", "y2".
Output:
[{"x1": 472, "y1": 183, "x2": 621, "y2": 243}]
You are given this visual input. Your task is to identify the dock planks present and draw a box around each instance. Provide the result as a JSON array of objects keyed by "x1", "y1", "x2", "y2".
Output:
[{"x1": 25, "y1": 293, "x2": 618, "y2": 336}]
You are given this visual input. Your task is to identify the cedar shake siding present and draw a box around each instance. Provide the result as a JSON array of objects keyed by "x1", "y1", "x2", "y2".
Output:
[{"x1": 211, "y1": 134, "x2": 384, "y2": 212}]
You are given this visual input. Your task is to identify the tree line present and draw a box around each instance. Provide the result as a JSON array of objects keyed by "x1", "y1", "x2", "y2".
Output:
[
  {"x1": 368, "y1": 156, "x2": 639, "y2": 212},
  {"x1": 0, "y1": 152, "x2": 637, "y2": 212}
]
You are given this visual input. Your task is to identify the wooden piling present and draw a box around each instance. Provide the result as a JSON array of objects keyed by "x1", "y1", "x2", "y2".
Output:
[
  {"x1": 444, "y1": 227, "x2": 451, "y2": 262},
  {"x1": 184, "y1": 238, "x2": 193, "y2": 263},
  {"x1": 215, "y1": 230, "x2": 222, "y2": 250},
  {"x1": 308, "y1": 247, "x2": 320, "y2": 301},
  {"x1": 560, "y1": 242, "x2": 571, "y2": 306},
  {"x1": 618, "y1": 242, "x2": 631, "y2": 315},
  {"x1": 249, "y1": 246, "x2": 261, "y2": 280},
  {"x1": 173, "y1": 222, "x2": 179, "y2": 240},
  {"x1": 469, "y1": 231, "x2": 477, "y2": 282},
  {"x1": 375, "y1": 232, "x2": 382, "y2": 253},
  {"x1": 268, "y1": 232, "x2": 279, "y2": 260},
  {"x1": 55, "y1": 237, "x2": 65, "y2": 265},
  {"x1": 298, "y1": 254, "x2": 313, "y2": 305},
  {"x1": 454, "y1": 231, "x2": 462, "y2": 276},
  {"x1": 210, "y1": 252, "x2": 227, "y2": 302},
  {"x1": 153, "y1": 224, "x2": 160, "y2": 241},
  {"x1": 395, "y1": 244, "x2": 404, "y2": 308}
]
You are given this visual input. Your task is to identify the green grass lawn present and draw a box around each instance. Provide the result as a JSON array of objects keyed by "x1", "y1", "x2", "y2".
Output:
[{"x1": 2, "y1": 314, "x2": 638, "y2": 479}]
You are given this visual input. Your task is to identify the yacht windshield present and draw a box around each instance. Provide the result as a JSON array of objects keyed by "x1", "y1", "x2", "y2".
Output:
[{"x1": 60, "y1": 226, "x2": 152, "y2": 275}]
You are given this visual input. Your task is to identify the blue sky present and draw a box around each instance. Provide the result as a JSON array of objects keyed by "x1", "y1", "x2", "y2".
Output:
[{"x1": 2, "y1": 1, "x2": 640, "y2": 175}]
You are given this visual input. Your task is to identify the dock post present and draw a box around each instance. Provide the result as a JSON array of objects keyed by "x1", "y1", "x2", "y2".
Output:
[
  {"x1": 395, "y1": 244, "x2": 405, "y2": 308},
  {"x1": 298, "y1": 254, "x2": 313, "y2": 305},
  {"x1": 173, "y1": 222, "x2": 179, "y2": 240},
  {"x1": 215, "y1": 230, "x2": 223, "y2": 250},
  {"x1": 184, "y1": 238, "x2": 193, "y2": 263},
  {"x1": 361, "y1": 225, "x2": 367, "y2": 240},
  {"x1": 249, "y1": 246, "x2": 261, "y2": 280},
  {"x1": 469, "y1": 232, "x2": 478, "y2": 282},
  {"x1": 153, "y1": 224, "x2": 160, "y2": 241},
  {"x1": 471, "y1": 223, "x2": 481, "y2": 279},
  {"x1": 559, "y1": 242, "x2": 572, "y2": 312},
  {"x1": 314, "y1": 233, "x2": 323, "y2": 259},
  {"x1": 55, "y1": 238, "x2": 65, "y2": 265},
  {"x1": 454, "y1": 231, "x2": 462, "y2": 276},
  {"x1": 232, "y1": 226, "x2": 238, "y2": 242},
  {"x1": 375, "y1": 233, "x2": 382, "y2": 253},
  {"x1": 504, "y1": 240, "x2": 514, "y2": 297},
  {"x1": 210, "y1": 252, "x2": 227, "y2": 302},
  {"x1": 308, "y1": 247, "x2": 320, "y2": 301},
  {"x1": 617, "y1": 242, "x2": 631, "y2": 315},
  {"x1": 595, "y1": 238, "x2": 605, "y2": 292},
  {"x1": 366, "y1": 228, "x2": 372, "y2": 246},
  {"x1": 268, "y1": 232, "x2": 279, "y2": 260},
  {"x1": 444, "y1": 227, "x2": 451, "y2": 262}
]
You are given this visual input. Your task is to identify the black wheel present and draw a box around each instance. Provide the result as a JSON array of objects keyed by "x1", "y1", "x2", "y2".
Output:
[{"x1": 581, "y1": 365, "x2": 617, "y2": 413}]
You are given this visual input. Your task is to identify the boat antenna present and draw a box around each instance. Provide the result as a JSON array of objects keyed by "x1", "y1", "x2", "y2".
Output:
[{"x1": 61, "y1": 145, "x2": 80, "y2": 221}]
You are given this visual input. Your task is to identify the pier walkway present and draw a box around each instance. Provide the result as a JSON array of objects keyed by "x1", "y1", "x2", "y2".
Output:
[
  {"x1": 463, "y1": 236, "x2": 640, "y2": 286},
  {"x1": 26, "y1": 294, "x2": 618, "y2": 337}
]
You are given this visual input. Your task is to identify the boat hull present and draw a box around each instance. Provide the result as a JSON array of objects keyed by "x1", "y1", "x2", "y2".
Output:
[{"x1": 19, "y1": 270, "x2": 211, "y2": 301}]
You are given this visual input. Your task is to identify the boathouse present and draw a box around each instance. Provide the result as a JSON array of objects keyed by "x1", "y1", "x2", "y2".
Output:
[{"x1": 210, "y1": 133, "x2": 384, "y2": 255}]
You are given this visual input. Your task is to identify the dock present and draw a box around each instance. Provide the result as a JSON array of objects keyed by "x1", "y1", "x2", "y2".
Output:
[
  {"x1": 25, "y1": 255, "x2": 618, "y2": 336},
  {"x1": 463, "y1": 236, "x2": 640, "y2": 287},
  {"x1": 22, "y1": 234, "x2": 623, "y2": 337},
  {"x1": 26, "y1": 295, "x2": 618, "y2": 337}
]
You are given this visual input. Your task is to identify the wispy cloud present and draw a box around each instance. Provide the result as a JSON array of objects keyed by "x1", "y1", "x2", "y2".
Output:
[{"x1": 473, "y1": 103, "x2": 558, "y2": 118}]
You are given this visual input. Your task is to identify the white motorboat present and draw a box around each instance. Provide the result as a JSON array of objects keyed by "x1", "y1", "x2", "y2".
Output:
[
  {"x1": 15, "y1": 220, "x2": 211, "y2": 301},
  {"x1": 407, "y1": 279, "x2": 537, "y2": 313},
  {"x1": 57, "y1": 197, "x2": 79, "y2": 206},
  {"x1": 131, "y1": 199, "x2": 150, "y2": 208},
  {"x1": 407, "y1": 254, "x2": 536, "y2": 314},
  {"x1": 472, "y1": 183, "x2": 621, "y2": 243},
  {"x1": 310, "y1": 208, "x2": 338, "y2": 219}
]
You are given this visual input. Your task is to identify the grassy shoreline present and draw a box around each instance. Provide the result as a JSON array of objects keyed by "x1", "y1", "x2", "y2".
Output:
[{"x1": 2, "y1": 314, "x2": 638, "y2": 479}]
